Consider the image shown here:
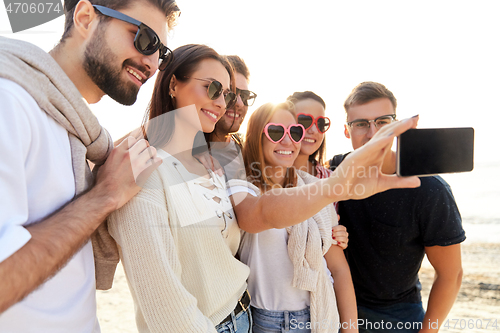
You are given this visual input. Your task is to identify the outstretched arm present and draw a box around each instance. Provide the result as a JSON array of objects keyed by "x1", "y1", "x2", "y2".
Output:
[
  {"x1": 0, "y1": 136, "x2": 161, "y2": 313},
  {"x1": 232, "y1": 116, "x2": 421, "y2": 233}
]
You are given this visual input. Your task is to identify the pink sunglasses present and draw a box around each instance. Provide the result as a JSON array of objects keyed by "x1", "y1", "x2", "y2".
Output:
[
  {"x1": 263, "y1": 123, "x2": 305, "y2": 143},
  {"x1": 297, "y1": 113, "x2": 331, "y2": 133}
]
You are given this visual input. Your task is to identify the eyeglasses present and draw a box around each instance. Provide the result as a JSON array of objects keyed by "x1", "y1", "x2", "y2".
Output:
[
  {"x1": 297, "y1": 113, "x2": 331, "y2": 133},
  {"x1": 93, "y1": 5, "x2": 173, "y2": 71},
  {"x1": 263, "y1": 123, "x2": 305, "y2": 144},
  {"x1": 235, "y1": 88, "x2": 257, "y2": 107},
  {"x1": 347, "y1": 114, "x2": 396, "y2": 134},
  {"x1": 185, "y1": 77, "x2": 237, "y2": 109}
]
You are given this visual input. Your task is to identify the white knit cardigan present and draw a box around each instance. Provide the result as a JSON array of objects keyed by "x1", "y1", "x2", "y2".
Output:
[
  {"x1": 290, "y1": 170, "x2": 340, "y2": 332},
  {"x1": 108, "y1": 153, "x2": 249, "y2": 333}
]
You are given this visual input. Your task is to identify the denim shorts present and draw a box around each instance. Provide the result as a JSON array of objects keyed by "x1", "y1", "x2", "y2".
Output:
[
  {"x1": 251, "y1": 306, "x2": 312, "y2": 333},
  {"x1": 357, "y1": 302, "x2": 425, "y2": 333},
  {"x1": 216, "y1": 307, "x2": 252, "y2": 333}
]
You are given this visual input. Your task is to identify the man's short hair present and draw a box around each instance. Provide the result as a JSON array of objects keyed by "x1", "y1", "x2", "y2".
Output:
[
  {"x1": 344, "y1": 81, "x2": 397, "y2": 113},
  {"x1": 225, "y1": 55, "x2": 250, "y2": 82},
  {"x1": 61, "y1": 0, "x2": 180, "y2": 42}
]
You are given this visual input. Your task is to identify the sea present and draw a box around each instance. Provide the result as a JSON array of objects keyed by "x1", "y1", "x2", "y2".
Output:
[{"x1": 440, "y1": 161, "x2": 500, "y2": 244}]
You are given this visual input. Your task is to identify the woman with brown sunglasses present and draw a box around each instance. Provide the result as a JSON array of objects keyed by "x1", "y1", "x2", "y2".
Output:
[{"x1": 107, "y1": 44, "x2": 252, "y2": 333}]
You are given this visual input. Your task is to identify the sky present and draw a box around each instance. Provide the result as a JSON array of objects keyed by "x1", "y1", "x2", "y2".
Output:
[{"x1": 1, "y1": 0, "x2": 499, "y2": 165}]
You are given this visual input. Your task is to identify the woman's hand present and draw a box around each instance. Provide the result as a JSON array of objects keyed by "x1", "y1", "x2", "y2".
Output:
[
  {"x1": 332, "y1": 224, "x2": 349, "y2": 250},
  {"x1": 330, "y1": 116, "x2": 421, "y2": 201},
  {"x1": 193, "y1": 151, "x2": 224, "y2": 177}
]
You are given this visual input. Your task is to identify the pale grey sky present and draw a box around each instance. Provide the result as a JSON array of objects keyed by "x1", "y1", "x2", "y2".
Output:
[{"x1": 1, "y1": 0, "x2": 499, "y2": 163}]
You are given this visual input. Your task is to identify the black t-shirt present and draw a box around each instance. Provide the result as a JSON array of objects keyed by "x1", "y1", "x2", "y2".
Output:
[{"x1": 331, "y1": 154, "x2": 466, "y2": 308}]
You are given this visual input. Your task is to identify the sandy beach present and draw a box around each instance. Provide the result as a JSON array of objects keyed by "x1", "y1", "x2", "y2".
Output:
[
  {"x1": 420, "y1": 242, "x2": 500, "y2": 332},
  {"x1": 96, "y1": 241, "x2": 500, "y2": 332}
]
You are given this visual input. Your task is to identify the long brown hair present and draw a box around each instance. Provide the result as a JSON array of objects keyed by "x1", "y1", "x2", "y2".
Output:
[
  {"x1": 243, "y1": 102, "x2": 298, "y2": 191},
  {"x1": 143, "y1": 44, "x2": 235, "y2": 148}
]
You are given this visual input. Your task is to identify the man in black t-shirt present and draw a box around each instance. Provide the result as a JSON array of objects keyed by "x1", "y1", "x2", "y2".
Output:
[{"x1": 330, "y1": 82, "x2": 465, "y2": 333}]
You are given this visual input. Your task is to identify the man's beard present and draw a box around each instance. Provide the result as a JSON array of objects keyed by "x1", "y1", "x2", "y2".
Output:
[
  {"x1": 83, "y1": 27, "x2": 141, "y2": 106},
  {"x1": 219, "y1": 108, "x2": 244, "y2": 134}
]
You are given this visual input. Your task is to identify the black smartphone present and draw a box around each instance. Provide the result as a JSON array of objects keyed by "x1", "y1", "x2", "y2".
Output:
[{"x1": 396, "y1": 128, "x2": 474, "y2": 177}]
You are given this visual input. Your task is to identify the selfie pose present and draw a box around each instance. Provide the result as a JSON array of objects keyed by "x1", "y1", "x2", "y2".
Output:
[
  {"x1": 330, "y1": 82, "x2": 465, "y2": 333},
  {"x1": 108, "y1": 50, "x2": 420, "y2": 331}
]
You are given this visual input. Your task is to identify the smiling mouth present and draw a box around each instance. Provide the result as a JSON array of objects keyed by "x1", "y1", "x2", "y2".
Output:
[
  {"x1": 225, "y1": 111, "x2": 242, "y2": 120},
  {"x1": 275, "y1": 150, "x2": 293, "y2": 156},
  {"x1": 303, "y1": 138, "x2": 316, "y2": 143},
  {"x1": 126, "y1": 67, "x2": 144, "y2": 85},
  {"x1": 202, "y1": 109, "x2": 218, "y2": 122}
]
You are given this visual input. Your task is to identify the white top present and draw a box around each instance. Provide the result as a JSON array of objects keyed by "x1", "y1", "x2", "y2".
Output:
[
  {"x1": 0, "y1": 78, "x2": 99, "y2": 332},
  {"x1": 108, "y1": 150, "x2": 249, "y2": 332},
  {"x1": 230, "y1": 185, "x2": 333, "y2": 311}
]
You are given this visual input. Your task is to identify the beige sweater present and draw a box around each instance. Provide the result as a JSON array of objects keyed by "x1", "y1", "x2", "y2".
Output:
[{"x1": 108, "y1": 152, "x2": 249, "y2": 333}]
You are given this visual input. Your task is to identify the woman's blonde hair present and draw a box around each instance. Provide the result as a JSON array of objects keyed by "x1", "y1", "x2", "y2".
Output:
[{"x1": 243, "y1": 101, "x2": 298, "y2": 191}]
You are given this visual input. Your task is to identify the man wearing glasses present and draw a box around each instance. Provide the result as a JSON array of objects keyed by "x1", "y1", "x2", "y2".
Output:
[
  {"x1": 0, "y1": 0, "x2": 179, "y2": 331},
  {"x1": 329, "y1": 82, "x2": 465, "y2": 332},
  {"x1": 210, "y1": 55, "x2": 257, "y2": 145},
  {"x1": 207, "y1": 55, "x2": 257, "y2": 180}
]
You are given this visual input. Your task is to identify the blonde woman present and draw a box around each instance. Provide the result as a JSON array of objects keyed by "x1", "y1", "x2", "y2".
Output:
[{"x1": 230, "y1": 102, "x2": 356, "y2": 332}]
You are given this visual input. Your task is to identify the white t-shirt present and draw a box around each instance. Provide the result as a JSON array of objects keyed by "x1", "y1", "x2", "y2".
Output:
[
  {"x1": 0, "y1": 78, "x2": 99, "y2": 333},
  {"x1": 230, "y1": 185, "x2": 333, "y2": 311}
]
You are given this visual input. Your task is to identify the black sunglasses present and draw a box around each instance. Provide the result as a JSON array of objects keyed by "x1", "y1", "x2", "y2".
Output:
[
  {"x1": 185, "y1": 77, "x2": 237, "y2": 109},
  {"x1": 93, "y1": 5, "x2": 173, "y2": 71},
  {"x1": 235, "y1": 88, "x2": 257, "y2": 107}
]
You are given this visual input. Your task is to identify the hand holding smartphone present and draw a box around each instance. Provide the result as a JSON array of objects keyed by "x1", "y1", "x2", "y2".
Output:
[{"x1": 396, "y1": 128, "x2": 474, "y2": 177}]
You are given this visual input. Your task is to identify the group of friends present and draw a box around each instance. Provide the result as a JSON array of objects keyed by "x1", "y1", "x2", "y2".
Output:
[{"x1": 0, "y1": 0, "x2": 465, "y2": 333}]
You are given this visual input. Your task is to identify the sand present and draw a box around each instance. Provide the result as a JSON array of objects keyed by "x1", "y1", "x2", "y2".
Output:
[
  {"x1": 420, "y1": 242, "x2": 500, "y2": 332},
  {"x1": 96, "y1": 241, "x2": 500, "y2": 332}
]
